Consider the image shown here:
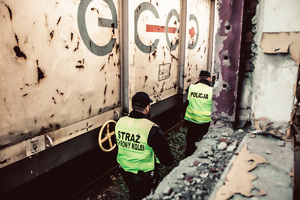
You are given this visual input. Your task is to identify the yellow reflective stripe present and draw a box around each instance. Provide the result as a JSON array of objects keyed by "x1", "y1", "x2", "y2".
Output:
[
  {"x1": 185, "y1": 112, "x2": 211, "y2": 122},
  {"x1": 115, "y1": 117, "x2": 156, "y2": 174},
  {"x1": 117, "y1": 156, "x2": 154, "y2": 174},
  {"x1": 186, "y1": 106, "x2": 210, "y2": 116}
]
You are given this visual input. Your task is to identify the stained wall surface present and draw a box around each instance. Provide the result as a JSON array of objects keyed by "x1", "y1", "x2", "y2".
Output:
[
  {"x1": 0, "y1": 0, "x2": 213, "y2": 170},
  {"x1": 251, "y1": 0, "x2": 300, "y2": 124},
  {"x1": 0, "y1": 0, "x2": 121, "y2": 149},
  {"x1": 128, "y1": 0, "x2": 212, "y2": 103}
]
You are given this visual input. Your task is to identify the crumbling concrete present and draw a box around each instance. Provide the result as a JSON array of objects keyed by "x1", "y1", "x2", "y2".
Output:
[
  {"x1": 250, "y1": 0, "x2": 299, "y2": 125},
  {"x1": 214, "y1": 144, "x2": 269, "y2": 200},
  {"x1": 147, "y1": 122, "x2": 293, "y2": 200}
]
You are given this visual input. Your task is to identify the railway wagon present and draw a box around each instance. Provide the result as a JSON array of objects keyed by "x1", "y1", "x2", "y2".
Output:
[{"x1": 0, "y1": 0, "x2": 215, "y2": 193}]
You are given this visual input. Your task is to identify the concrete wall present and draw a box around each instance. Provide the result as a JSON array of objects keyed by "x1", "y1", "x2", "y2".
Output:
[
  {"x1": 241, "y1": 0, "x2": 299, "y2": 127},
  {"x1": 252, "y1": 0, "x2": 299, "y2": 124}
]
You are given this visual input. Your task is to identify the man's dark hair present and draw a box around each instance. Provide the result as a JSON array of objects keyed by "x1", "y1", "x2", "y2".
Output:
[
  {"x1": 132, "y1": 105, "x2": 147, "y2": 112},
  {"x1": 199, "y1": 76, "x2": 210, "y2": 80}
]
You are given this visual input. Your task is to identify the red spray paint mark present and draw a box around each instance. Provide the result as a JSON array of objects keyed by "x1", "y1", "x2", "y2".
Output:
[
  {"x1": 146, "y1": 24, "x2": 195, "y2": 38},
  {"x1": 146, "y1": 24, "x2": 177, "y2": 33},
  {"x1": 189, "y1": 27, "x2": 195, "y2": 38}
]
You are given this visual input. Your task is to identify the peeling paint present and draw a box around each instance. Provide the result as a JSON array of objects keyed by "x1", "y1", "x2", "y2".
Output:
[
  {"x1": 212, "y1": 0, "x2": 244, "y2": 122},
  {"x1": 75, "y1": 65, "x2": 84, "y2": 69},
  {"x1": 37, "y1": 61, "x2": 45, "y2": 83},
  {"x1": 170, "y1": 53, "x2": 178, "y2": 61},
  {"x1": 100, "y1": 64, "x2": 105, "y2": 71},
  {"x1": 104, "y1": 85, "x2": 107, "y2": 96},
  {"x1": 215, "y1": 144, "x2": 269, "y2": 200},
  {"x1": 13, "y1": 46, "x2": 26, "y2": 59},
  {"x1": 260, "y1": 32, "x2": 300, "y2": 65},
  {"x1": 89, "y1": 105, "x2": 92, "y2": 116},
  {"x1": 74, "y1": 41, "x2": 79, "y2": 52},
  {"x1": 5, "y1": 4, "x2": 12, "y2": 20},
  {"x1": 14, "y1": 33, "x2": 19, "y2": 45},
  {"x1": 50, "y1": 30, "x2": 54, "y2": 39},
  {"x1": 108, "y1": 53, "x2": 113, "y2": 63},
  {"x1": 56, "y1": 16, "x2": 61, "y2": 25},
  {"x1": 115, "y1": 44, "x2": 120, "y2": 54},
  {"x1": 52, "y1": 97, "x2": 56, "y2": 104},
  {"x1": 56, "y1": 89, "x2": 64, "y2": 96}
]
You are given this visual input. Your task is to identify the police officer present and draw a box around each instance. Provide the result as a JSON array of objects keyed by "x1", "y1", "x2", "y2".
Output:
[
  {"x1": 184, "y1": 70, "x2": 213, "y2": 157},
  {"x1": 115, "y1": 91, "x2": 173, "y2": 200}
]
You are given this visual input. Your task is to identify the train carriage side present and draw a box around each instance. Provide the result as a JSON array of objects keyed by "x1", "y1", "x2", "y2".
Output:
[
  {"x1": 126, "y1": 0, "x2": 213, "y2": 115},
  {"x1": 0, "y1": 0, "x2": 122, "y2": 194},
  {"x1": 0, "y1": 0, "x2": 214, "y2": 195}
]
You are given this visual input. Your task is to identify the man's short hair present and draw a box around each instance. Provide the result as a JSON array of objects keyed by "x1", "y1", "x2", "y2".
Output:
[{"x1": 132, "y1": 105, "x2": 147, "y2": 112}]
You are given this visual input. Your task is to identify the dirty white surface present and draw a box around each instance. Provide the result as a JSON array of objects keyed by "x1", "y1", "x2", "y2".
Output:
[
  {"x1": 128, "y1": 0, "x2": 212, "y2": 103},
  {"x1": 128, "y1": 0, "x2": 181, "y2": 103},
  {"x1": 0, "y1": 0, "x2": 121, "y2": 147},
  {"x1": 183, "y1": 0, "x2": 211, "y2": 92},
  {"x1": 262, "y1": 0, "x2": 300, "y2": 32},
  {"x1": 250, "y1": 0, "x2": 299, "y2": 124},
  {"x1": 0, "y1": 0, "x2": 214, "y2": 171}
]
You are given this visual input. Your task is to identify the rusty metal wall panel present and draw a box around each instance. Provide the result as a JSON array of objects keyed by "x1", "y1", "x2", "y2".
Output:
[
  {"x1": 212, "y1": 0, "x2": 244, "y2": 122},
  {"x1": 184, "y1": 0, "x2": 212, "y2": 91},
  {"x1": 0, "y1": 0, "x2": 121, "y2": 148},
  {"x1": 128, "y1": 0, "x2": 181, "y2": 103}
]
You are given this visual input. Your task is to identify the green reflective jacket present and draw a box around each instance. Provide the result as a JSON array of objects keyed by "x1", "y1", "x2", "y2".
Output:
[
  {"x1": 115, "y1": 116, "x2": 156, "y2": 174},
  {"x1": 184, "y1": 83, "x2": 212, "y2": 124}
]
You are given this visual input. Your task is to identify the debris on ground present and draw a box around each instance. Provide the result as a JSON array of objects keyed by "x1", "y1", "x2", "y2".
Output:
[
  {"x1": 81, "y1": 120, "x2": 294, "y2": 200},
  {"x1": 215, "y1": 144, "x2": 269, "y2": 200},
  {"x1": 147, "y1": 123, "x2": 247, "y2": 200},
  {"x1": 147, "y1": 121, "x2": 293, "y2": 200}
]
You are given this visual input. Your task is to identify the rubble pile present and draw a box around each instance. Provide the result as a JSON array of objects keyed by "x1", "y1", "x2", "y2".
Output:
[
  {"x1": 147, "y1": 120, "x2": 294, "y2": 200},
  {"x1": 146, "y1": 123, "x2": 246, "y2": 200}
]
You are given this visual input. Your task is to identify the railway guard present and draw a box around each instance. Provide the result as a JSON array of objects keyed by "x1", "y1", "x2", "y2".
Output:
[
  {"x1": 184, "y1": 70, "x2": 213, "y2": 157},
  {"x1": 115, "y1": 92, "x2": 173, "y2": 200}
]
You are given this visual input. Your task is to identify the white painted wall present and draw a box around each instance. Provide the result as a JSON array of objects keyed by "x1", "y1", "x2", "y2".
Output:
[
  {"x1": 251, "y1": 0, "x2": 300, "y2": 125},
  {"x1": 262, "y1": 0, "x2": 300, "y2": 32}
]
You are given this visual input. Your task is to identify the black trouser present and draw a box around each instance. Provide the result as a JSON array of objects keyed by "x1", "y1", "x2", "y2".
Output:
[
  {"x1": 184, "y1": 120, "x2": 210, "y2": 157},
  {"x1": 119, "y1": 167, "x2": 155, "y2": 200}
]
